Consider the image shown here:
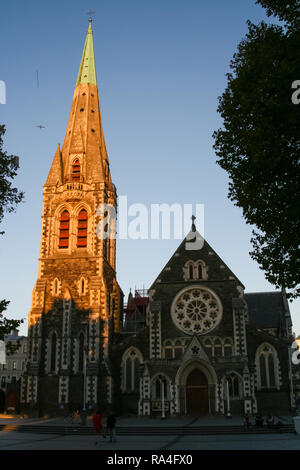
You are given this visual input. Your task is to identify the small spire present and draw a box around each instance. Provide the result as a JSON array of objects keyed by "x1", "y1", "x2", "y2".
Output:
[
  {"x1": 191, "y1": 215, "x2": 196, "y2": 232},
  {"x1": 76, "y1": 19, "x2": 97, "y2": 87}
]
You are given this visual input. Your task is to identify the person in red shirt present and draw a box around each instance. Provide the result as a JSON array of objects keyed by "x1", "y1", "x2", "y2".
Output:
[{"x1": 92, "y1": 410, "x2": 102, "y2": 446}]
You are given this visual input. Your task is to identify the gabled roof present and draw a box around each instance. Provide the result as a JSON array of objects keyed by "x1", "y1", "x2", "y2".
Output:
[
  {"x1": 149, "y1": 226, "x2": 244, "y2": 289},
  {"x1": 245, "y1": 291, "x2": 287, "y2": 329}
]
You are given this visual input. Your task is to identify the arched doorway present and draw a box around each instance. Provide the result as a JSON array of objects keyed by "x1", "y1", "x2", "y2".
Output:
[{"x1": 186, "y1": 369, "x2": 209, "y2": 415}]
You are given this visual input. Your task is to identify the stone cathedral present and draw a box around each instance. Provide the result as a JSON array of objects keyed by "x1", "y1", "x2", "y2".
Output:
[{"x1": 21, "y1": 21, "x2": 295, "y2": 417}]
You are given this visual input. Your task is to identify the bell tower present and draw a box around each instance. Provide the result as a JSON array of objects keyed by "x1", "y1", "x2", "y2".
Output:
[{"x1": 21, "y1": 20, "x2": 123, "y2": 415}]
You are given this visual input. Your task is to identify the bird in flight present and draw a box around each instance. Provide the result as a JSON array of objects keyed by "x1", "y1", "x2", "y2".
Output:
[{"x1": 35, "y1": 125, "x2": 46, "y2": 129}]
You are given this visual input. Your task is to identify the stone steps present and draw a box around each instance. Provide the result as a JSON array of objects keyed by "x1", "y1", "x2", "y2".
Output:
[{"x1": 0, "y1": 423, "x2": 295, "y2": 436}]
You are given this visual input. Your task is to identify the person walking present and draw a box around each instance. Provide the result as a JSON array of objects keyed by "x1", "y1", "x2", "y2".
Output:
[
  {"x1": 92, "y1": 410, "x2": 103, "y2": 446},
  {"x1": 106, "y1": 412, "x2": 117, "y2": 443},
  {"x1": 72, "y1": 409, "x2": 81, "y2": 425}
]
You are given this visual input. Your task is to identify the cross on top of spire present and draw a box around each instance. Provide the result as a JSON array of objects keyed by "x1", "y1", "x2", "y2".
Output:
[
  {"x1": 191, "y1": 215, "x2": 196, "y2": 232},
  {"x1": 87, "y1": 10, "x2": 95, "y2": 22}
]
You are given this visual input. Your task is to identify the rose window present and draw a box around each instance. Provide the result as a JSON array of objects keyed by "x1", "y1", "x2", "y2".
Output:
[{"x1": 171, "y1": 287, "x2": 222, "y2": 334}]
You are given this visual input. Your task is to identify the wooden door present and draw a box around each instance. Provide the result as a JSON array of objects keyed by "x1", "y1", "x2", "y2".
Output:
[{"x1": 186, "y1": 369, "x2": 209, "y2": 415}]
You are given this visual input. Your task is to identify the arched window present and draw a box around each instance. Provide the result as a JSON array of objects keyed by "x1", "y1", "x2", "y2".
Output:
[
  {"x1": 77, "y1": 209, "x2": 88, "y2": 248},
  {"x1": 268, "y1": 355, "x2": 275, "y2": 387},
  {"x1": 50, "y1": 332, "x2": 57, "y2": 372},
  {"x1": 52, "y1": 278, "x2": 60, "y2": 296},
  {"x1": 153, "y1": 376, "x2": 168, "y2": 400},
  {"x1": 260, "y1": 355, "x2": 267, "y2": 387},
  {"x1": 134, "y1": 357, "x2": 140, "y2": 389},
  {"x1": 125, "y1": 357, "x2": 132, "y2": 390},
  {"x1": 226, "y1": 373, "x2": 241, "y2": 399},
  {"x1": 78, "y1": 333, "x2": 84, "y2": 372},
  {"x1": 58, "y1": 210, "x2": 70, "y2": 249},
  {"x1": 197, "y1": 264, "x2": 202, "y2": 279},
  {"x1": 72, "y1": 159, "x2": 80, "y2": 181},
  {"x1": 122, "y1": 348, "x2": 142, "y2": 392},
  {"x1": 184, "y1": 260, "x2": 207, "y2": 282},
  {"x1": 256, "y1": 343, "x2": 279, "y2": 389}
]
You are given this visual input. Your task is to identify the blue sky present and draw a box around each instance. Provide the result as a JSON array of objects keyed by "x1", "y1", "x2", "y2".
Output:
[{"x1": 1, "y1": 0, "x2": 299, "y2": 336}]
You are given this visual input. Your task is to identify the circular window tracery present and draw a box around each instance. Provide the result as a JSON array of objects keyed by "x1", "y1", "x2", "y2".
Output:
[{"x1": 171, "y1": 287, "x2": 222, "y2": 335}]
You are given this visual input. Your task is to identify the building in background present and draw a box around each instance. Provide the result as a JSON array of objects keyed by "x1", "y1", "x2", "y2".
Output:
[
  {"x1": 123, "y1": 290, "x2": 149, "y2": 333},
  {"x1": 0, "y1": 330, "x2": 28, "y2": 412}
]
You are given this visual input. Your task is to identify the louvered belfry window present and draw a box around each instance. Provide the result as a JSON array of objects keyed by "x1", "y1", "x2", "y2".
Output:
[
  {"x1": 77, "y1": 209, "x2": 88, "y2": 247},
  {"x1": 58, "y1": 210, "x2": 70, "y2": 249},
  {"x1": 72, "y1": 159, "x2": 81, "y2": 181}
]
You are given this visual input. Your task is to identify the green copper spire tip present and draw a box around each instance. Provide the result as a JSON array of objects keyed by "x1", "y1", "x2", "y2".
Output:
[{"x1": 76, "y1": 20, "x2": 97, "y2": 87}]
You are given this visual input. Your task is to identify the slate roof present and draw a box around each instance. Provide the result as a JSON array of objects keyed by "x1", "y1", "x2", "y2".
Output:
[{"x1": 244, "y1": 291, "x2": 287, "y2": 329}]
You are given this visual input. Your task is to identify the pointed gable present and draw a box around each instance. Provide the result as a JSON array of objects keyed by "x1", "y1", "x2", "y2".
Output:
[
  {"x1": 45, "y1": 143, "x2": 62, "y2": 186},
  {"x1": 150, "y1": 226, "x2": 244, "y2": 289},
  {"x1": 182, "y1": 335, "x2": 210, "y2": 362}
]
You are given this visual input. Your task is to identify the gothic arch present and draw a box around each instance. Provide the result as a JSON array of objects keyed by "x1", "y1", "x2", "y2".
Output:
[
  {"x1": 52, "y1": 204, "x2": 73, "y2": 253},
  {"x1": 183, "y1": 260, "x2": 208, "y2": 281},
  {"x1": 151, "y1": 373, "x2": 171, "y2": 400},
  {"x1": 255, "y1": 343, "x2": 280, "y2": 390},
  {"x1": 47, "y1": 330, "x2": 59, "y2": 374},
  {"x1": 175, "y1": 359, "x2": 217, "y2": 415},
  {"x1": 221, "y1": 371, "x2": 243, "y2": 399},
  {"x1": 51, "y1": 277, "x2": 61, "y2": 296},
  {"x1": 121, "y1": 347, "x2": 143, "y2": 392},
  {"x1": 175, "y1": 358, "x2": 217, "y2": 387}
]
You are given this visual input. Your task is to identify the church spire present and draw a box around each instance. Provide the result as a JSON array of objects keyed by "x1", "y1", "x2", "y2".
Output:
[
  {"x1": 76, "y1": 19, "x2": 97, "y2": 87},
  {"x1": 45, "y1": 19, "x2": 115, "y2": 187}
]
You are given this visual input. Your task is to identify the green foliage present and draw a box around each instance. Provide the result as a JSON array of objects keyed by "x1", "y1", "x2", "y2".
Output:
[
  {"x1": 0, "y1": 125, "x2": 24, "y2": 233},
  {"x1": 213, "y1": 5, "x2": 300, "y2": 299},
  {"x1": 256, "y1": 0, "x2": 300, "y2": 31},
  {"x1": 0, "y1": 125, "x2": 25, "y2": 343}
]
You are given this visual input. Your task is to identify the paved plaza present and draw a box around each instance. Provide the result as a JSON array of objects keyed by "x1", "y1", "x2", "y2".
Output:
[{"x1": 0, "y1": 414, "x2": 299, "y2": 450}]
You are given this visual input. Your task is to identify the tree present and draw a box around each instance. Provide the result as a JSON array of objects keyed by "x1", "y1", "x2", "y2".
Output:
[
  {"x1": 0, "y1": 125, "x2": 24, "y2": 233},
  {"x1": 213, "y1": 1, "x2": 300, "y2": 299},
  {"x1": 0, "y1": 125, "x2": 24, "y2": 349},
  {"x1": 0, "y1": 300, "x2": 23, "y2": 354}
]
